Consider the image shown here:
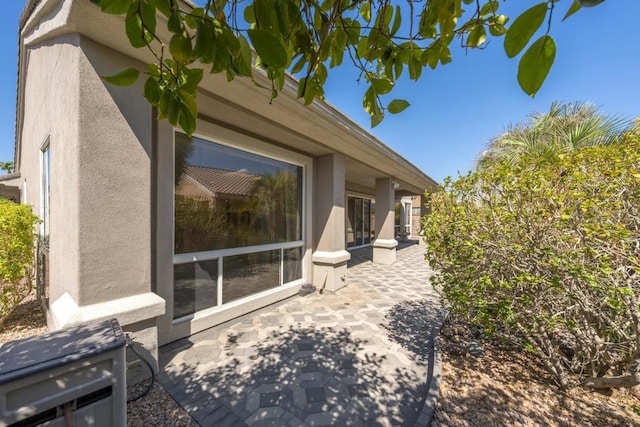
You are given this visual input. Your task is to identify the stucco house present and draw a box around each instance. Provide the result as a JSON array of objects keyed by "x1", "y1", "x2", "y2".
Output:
[{"x1": 12, "y1": 0, "x2": 437, "y2": 364}]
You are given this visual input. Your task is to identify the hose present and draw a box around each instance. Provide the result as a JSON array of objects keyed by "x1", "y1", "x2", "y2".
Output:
[{"x1": 125, "y1": 334, "x2": 156, "y2": 403}]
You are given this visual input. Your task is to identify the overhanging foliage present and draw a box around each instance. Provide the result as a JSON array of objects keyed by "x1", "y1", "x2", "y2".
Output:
[{"x1": 91, "y1": 0, "x2": 603, "y2": 134}]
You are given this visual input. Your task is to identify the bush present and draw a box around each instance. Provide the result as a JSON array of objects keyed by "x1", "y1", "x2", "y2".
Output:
[
  {"x1": 0, "y1": 199, "x2": 40, "y2": 322},
  {"x1": 423, "y1": 130, "x2": 640, "y2": 389}
]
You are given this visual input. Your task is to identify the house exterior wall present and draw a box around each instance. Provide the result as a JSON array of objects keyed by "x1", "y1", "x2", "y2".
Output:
[
  {"x1": 15, "y1": 0, "x2": 435, "y2": 356},
  {"x1": 75, "y1": 36, "x2": 153, "y2": 306},
  {"x1": 17, "y1": 31, "x2": 164, "y2": 366},
  {"x1": 19, "y1": 34, "x2": 82, "y2": 304}
]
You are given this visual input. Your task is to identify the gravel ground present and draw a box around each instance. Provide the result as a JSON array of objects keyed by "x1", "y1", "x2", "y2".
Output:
[
  {"x1": 3, "y1": 293, "x2": 640, "y2": 426},
  {"x1": 434, "y1": 315, "x2": 640, "y2": 426}
]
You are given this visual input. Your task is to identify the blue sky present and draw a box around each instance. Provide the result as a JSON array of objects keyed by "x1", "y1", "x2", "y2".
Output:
[{"x1": 1, "y1": 0, "x2": 638, "y2": 182}]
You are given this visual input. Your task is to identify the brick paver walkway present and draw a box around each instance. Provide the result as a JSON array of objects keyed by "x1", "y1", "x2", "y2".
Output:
[{"x1": 158, "y1": 241, "x2": 442, "y2": 426}]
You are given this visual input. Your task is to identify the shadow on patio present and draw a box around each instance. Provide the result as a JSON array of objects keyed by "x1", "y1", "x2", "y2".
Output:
[{"x1": 158, "y1": 242, "x2": 442, "y2": 426}]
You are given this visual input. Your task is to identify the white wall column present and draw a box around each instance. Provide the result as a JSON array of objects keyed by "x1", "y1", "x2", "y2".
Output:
[
  {"x1": 313, "y1": 154, "x2": 350, "y2": 292},
  {"x1": 373, "y1": 177, "x2": 398, "y2": 264}
]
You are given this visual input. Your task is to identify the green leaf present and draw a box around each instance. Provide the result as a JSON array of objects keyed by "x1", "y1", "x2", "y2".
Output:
[
  {"x1": 439, "y1": 46, "x2": 452, "y2": 65},
  {"x1": 100, "y1": 0, "x2": 133, "y2": 14},
  {"x1": 291, "y1": 55, "x2": 306, "y2": 75},
  {"x1": 360, "y1": 2, "x2": 371, "y2": 23},
  {"x1": 125, "y1": 10, "x2": 146, "y2": 48},
  {"x1": 467, "y1": 25, "x2": 487, "y2": 48},
  {"x1": 220, "y1": 28, "x2": 241, "y2": 54},
  {"x1": 387, "y1": 99, "x2": 410, "y2": 114},
  {"x1": 409, "y1": 57, "x2": 422, "y2": 80},
  {"x1": 247, "y1": 29, "x2": 288, "y2": 68},
  {"x1": 488, "y1": 14, "x2": 508, "y2": 36},
  {"x1": 504, "y1": 3, "x2": 548, "y2": 58},
  {"x1": 517, "y1": 35, "x2": 556, "y2": 97},
  {"x1": 211, "y1": 42, "x2": 230, "y2": 74},
  {"x1": 101, "y1": 67, "x2": 140, "y2": 86},
  {"x1": 178, "y1": 89, "x2": 197, "y2": 118},
  {"x1": 170, "y1": 33, "x2": 193, "y2": 63},
  {"x1": 143, "y1": 76, "x2": 161, "y2": 105},
  {"x1": 140, "y1": 0, "x2": 157, "y2": 36},
  {"x1": 363, "y1": 86, "x2": 377, "y2": 116},
  {"x1": 167, "y1": 93, "x2": 181, "y2": 125},
  {"x1": 562, "y1": 0, "x2": 582, "y2": 21},
  {"x1": 244, "y1": 4, "x2": 255, "y2": 23},
  {"x1": 180, "y1": 68, "x2": 204, "y2": 92},
  {"x1": 254, "y1": 0, "x2": 279, "y2": 32},
  {"x1": 424, "y1": 49, "x2": 439, "y2": 70},
  {"x1": 480, "y1": 0, "x2": 499, "y2": 17},
  {"x1": 371, "y1": 113, "x2": 384, "y2": 128},
  {"x1": 394, "y1": 59, "x2": 403, "y2": 79},
  {"x1": 193, "y1": 21, "x2": 215, "y2": 63},
  {"x1": 371, "y1": 78, "x2": 393, "y2": 95},
  {"x1": 156, "y1": 0, "x2": 172, "y2": 17},
  {"x1": 390, "y1": 6, "x2": 402, "y2": 36},
  {"x1": 168, "y1": 12, "x2": 182, "y2": 33},
  {"x1": 178, "y1": 102, "x2": 196, "y2": 135},
  {"x1": 235, "y1": 34, "x2": 253, "y2": 77}
]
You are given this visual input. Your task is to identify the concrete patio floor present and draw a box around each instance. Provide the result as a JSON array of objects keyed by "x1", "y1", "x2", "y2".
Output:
[{"x1": 157, "y1": 240, "x2": 443, "y2": 426}]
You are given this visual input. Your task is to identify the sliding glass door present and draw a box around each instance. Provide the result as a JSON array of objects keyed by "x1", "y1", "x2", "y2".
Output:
[{"x1": 346, "y1": 196, "x2": 375, "y2": 248}]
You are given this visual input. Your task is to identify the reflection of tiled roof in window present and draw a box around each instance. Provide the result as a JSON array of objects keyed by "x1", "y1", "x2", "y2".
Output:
[{"x1": 184, "y1": 165, "x2": 258, "y2": 197}]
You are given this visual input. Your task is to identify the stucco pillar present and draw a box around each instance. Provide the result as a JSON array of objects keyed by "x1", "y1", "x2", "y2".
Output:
[
  {"x1": 46, "y1": 38, "x2": 165, "y2": 379},
  {"x1": 313, "y1": 154, "x2": 350, "y2": 292},
  {"x1": 373, "y1": 177, "x2": 398, "y2": 264}
]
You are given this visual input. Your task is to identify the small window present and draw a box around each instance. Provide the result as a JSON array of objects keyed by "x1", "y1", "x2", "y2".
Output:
[
  {"x1": 37, "y1": 138, "x2": 51, "y2": 310},
  {"x1": 40, "y1": 140, "x2": 50, "y2": 240}
]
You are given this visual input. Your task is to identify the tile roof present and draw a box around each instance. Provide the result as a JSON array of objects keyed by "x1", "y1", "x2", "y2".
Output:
[{"x1": 184, "y1": 165, "x2": 258, "y2": 197}]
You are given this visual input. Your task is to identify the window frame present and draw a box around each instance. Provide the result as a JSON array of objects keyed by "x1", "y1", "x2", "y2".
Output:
[
  {"x1": 40, "y1": 137, "x2": 51, "y2": 239},
  {"x1": 346, "y1": 194, "x2": 375, "y2": 249},
  {"x1": 171, "y1": 132, "x2": 309, "y2": 323}
]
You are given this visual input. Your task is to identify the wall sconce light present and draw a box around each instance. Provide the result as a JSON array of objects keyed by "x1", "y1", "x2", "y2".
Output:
[{"x1": 392, "y1": 181, "x2": 400, "y2": 190}]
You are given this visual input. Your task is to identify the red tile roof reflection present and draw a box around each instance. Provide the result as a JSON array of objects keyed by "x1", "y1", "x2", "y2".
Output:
[{"x1": 184, "y1": 165, "x2": 258, "y2": 196}]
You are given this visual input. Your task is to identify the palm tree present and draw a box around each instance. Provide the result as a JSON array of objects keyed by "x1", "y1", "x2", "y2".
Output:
[
  {"x1": 0, "y1": 161, "x2": 14, "y2": 174},
  {"x1": 478, "y1": 101, "x2": 632, "y2": 167}
]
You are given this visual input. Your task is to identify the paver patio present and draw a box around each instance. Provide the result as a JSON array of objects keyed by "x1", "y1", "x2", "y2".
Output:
[{"x1": 157, "y1": 240, "x2": 443, "y2": 426}]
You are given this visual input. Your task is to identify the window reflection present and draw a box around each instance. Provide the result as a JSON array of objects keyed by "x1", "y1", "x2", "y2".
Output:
[
  {"x1": 347, "y1": 196, "x2": 375, "y2": 247},
  {"x1": 283, "y1": 247, "x2": 303, "y2": 283},
  {"x1": 223, "y1": 250, "x2": 280, "y2": 304},
  {"x1": 173, "y1": 260, "x2": 218, "y2": 319},
  {"x1": 173, "y1": 134, "x2": 305, "y2": 319},
  {"x1": 175, "y1": 134, "x2": 302, "y2": 254}
]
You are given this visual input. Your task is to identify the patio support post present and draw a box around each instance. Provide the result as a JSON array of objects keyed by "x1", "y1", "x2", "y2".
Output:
[
  {"x1": 313, "y1": 154, "x2": 350, "y2": 292},
  {"x1": 373, "y1": 177, "x2": 398, "y2": 264}
]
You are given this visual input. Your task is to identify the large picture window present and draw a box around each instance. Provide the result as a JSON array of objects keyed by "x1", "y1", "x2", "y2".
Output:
[{"x1": 173, "y1": 134, "x2": 304, "y2": 320}]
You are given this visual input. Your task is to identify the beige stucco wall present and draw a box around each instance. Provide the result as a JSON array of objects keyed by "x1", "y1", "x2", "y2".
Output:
[
  {"x1": 17, "y1": 31, "x2": 164, "y2": 366},
  {"x1": 19, "y1": 34, "x2": 82, "y2": 303},
  {"x1": 18, "y1": 31, "x2": 156, "y2": 308},
  {"x1": 75, "y1": 36, "x2": 153, "y2": 306}
]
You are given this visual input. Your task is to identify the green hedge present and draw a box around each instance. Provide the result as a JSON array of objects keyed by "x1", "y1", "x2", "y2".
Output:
[
  {"x1": 0, "y1": 199, "x2": 40, "y2": 322},
  {"x1": 423, "y1": 125, "x2": 640, "y2": 389}
]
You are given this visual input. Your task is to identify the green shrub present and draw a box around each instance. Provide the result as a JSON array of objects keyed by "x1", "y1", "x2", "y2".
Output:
[
  {"x1": 0, "y1": 199, "x2": 41, "y2": 322},
  {"x1": 423, "y1": 128, "x2": 640, "y2": 389}
]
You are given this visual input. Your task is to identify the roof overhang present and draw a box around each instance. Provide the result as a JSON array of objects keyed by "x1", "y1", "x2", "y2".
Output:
[{"x1": 16, "y1": 0, "x2": 438, "y2": 195}]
